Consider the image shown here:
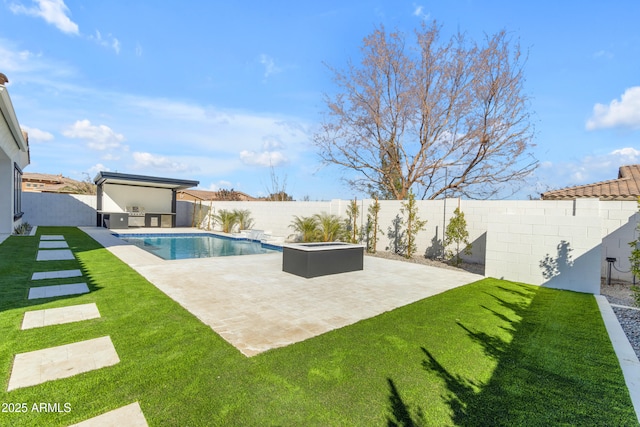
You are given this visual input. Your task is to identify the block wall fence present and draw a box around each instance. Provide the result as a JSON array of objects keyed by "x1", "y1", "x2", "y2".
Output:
[{"x1": 21, "y1": 192, "x2": 639, "y2": 292}]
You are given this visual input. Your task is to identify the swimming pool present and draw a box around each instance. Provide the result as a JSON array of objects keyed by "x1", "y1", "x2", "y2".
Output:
[{"x1": 116, "y1": 233, "x2": 282, "y2": 260}]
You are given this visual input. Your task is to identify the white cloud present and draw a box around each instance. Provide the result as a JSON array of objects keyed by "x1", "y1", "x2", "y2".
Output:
[
  {"x1": 540, "y1": 146, "x2": 640, "y2": 187},
  {"x1": 593, "y1": 50, "x2": 613, "y2": 60},
  {"x1": 88, "y1": 163, "x2": 109, "y2": 175},
  {"x1": 62, "y1": 119, "x2": 126, "y2": 150},
  {"x1": 611, "y1": 147, "x2": 640, "y2": 162},
  {"x1": 204, "y1": 180, "x2": 233, "y2": 191},
  {"x1": 135, "y1": 42, "x2": 143, "y2": 57},
  {"x1": 20, "y1": 125, "x2": 54, "y2": 142},
  {"x1": 586, "y1": 86, "x2": 640, "y2": 130},
  {"x1": 0, "y1": 40, "x2": 78, "y2": 80},
  {"x1": 89, "y1": 30, "x2": 120, "y2": 54},
  {"x1": 101, "y1": 153, "x2": 120, "y2": 161},
  {"x1": 9, "y1": 0, "x2": 79, "y2": 35},
  {"x1": 239, "y1": 136, "x2": 289, "y2": 167},
  {"x1": 240, "y1": 149, "x2": 288, "y2": 167},
  {"x1": 132, "y1": 152, "x2": 189, "y2": 173},
  {"x1": 259, "y1": 54, "x2": 282, "y2": 79},
  {"x1": 413, "y1": 4, "x2": 430, "y2": 20}
]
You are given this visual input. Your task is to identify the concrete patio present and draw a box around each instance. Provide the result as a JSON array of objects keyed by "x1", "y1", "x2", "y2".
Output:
[{"x1": 81, "y1": 227, "x2": 484, "y2": 356}]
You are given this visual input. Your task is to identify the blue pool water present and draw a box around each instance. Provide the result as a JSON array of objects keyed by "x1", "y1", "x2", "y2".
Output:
[{"x1": 116, "y1": 233, "x2": 281, "y2": 260}]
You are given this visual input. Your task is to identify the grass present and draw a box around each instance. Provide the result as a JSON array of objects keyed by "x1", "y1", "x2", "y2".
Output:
[{"x1": 0, "y1": 226, "x2": 636, "y2": 426}]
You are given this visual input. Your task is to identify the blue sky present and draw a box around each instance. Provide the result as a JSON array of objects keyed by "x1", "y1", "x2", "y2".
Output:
[{"x1": 1, "y1": 0, "x2": 639, "y2": 200}]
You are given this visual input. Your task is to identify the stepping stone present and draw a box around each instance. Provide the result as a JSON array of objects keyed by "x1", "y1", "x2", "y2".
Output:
[
  {"x1": 28, "y1": 283, "x2": 89, "y2": 299},
  {"x1": 38, "y1": 241, "x2": 69, "y2": 249},
  {"x1": 40, "y1": 235, "x2": 65, "y2": 241},
  {"x1": 36, "y1": 249, "x2": 75, "y2": 261},
  {"x1": 68, "y1": 402, "x2": 148, "y2": 427},
  {"x1": 22, "y1": 303, "x2": 100, "y2": 330},
  {"x1": 32, "y1": 269, "x2": 82, "y2": 280},
  {"x1": 7, "y1": 336, "x2": 120, "y2": 391}
]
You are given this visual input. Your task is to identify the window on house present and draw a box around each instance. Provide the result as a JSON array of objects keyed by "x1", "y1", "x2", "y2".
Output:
[{"x1": 14, "y1": 164, "x2": 23, "y2": 219}]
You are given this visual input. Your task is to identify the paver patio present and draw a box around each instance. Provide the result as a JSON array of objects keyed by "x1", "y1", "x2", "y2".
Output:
[
  {"x1": 21, "y1": 303, "x2": 101, "y2": 329},
  {"x1": 7, "y1": 336, "x2": 120, "y2": 391},
  {"x1": 83, "y1": 227, "x2": 484, "y2": 356},
  {"x1": 28, "y1": 283, "x2": 89, "y2": 299},
  {"x1": 68, "y1": 402, "x2": 148, "y2": 427}
]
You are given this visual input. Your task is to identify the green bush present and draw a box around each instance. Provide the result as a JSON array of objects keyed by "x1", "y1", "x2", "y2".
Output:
[
  {"x1": 400, "y1": 191, "x2": 426, "y2": 258},
  {"x1": 444, "y1": 207, "x2": 472, "y2": 266},
  {"x1": 289, "y1": 215, "x2": 320, "y2": 242}
]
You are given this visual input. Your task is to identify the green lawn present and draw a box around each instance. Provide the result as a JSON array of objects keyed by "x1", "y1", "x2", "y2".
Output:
[{"x1": 0, "y1": 226, "x2": 636, "y2": 426}]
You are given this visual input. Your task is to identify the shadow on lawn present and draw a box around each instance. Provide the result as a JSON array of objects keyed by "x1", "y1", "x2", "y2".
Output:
[
  {"x1": 386, "y1": 378, "x2": 427, "y2": 427},
  {"x1": 416, "y1": 284, "x2": 637, "y2": 426}
]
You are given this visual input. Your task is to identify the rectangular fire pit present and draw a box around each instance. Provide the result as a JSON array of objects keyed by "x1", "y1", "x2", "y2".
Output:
[{"x1": 282, "y1": 242, "x2": 365, "y2": 278}]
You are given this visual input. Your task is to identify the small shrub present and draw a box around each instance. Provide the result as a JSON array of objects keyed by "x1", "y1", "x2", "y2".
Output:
[
  {"x1": 289, "y1": 215, "x2": 320, "y2": 242},
  {"x1": 400, "y1": 191, "x2": 427, "y2": 258},
  {"x1": 345, "y1": 199, "x2": 359, "y2": 243},
  {"x1": 444, "y1": 207, "x2": 472, "y2": 266},
  {"x1": 366, "y1": 198, "x2": 381, "y2": 253},
  {"x1": 631, "y1": 285, "x2": 640, "y2": 308},
  {"x1": 233, "y1": 209, "x2": 254, "y2": 230},
  {"x1": 314, "y1": 213, "x2": 344, "y2": 242},
  {"x1": 13, "y1": 222, "x2": 32, "y2": 235},
  {"x1": 214, "y1": 209, "x2": 238, "y2": 233},
  {"x1": 629, "y1": 197, "x2": 640, "y2": 306}
]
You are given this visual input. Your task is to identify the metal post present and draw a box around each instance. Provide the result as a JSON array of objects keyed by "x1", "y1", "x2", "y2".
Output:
[
  {"x1": 606, "y1": 257, "x2": 616, "y2": 286},
  {"x1": 442, "y1": 167, "x2": 447, "y2": 260}
]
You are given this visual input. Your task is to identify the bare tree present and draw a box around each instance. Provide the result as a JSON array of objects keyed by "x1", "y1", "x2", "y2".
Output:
[
  {"x1": 263, "y1": 165, "x2": 293, "y2": 201},
  {"x1": 314, "y1": 22, "x2": 537, "y2": 200}
]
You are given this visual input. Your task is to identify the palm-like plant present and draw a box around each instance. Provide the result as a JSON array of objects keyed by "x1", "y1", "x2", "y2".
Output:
[
  {"x1": 214, "y1": 209, "x2": 238, "y2": 233},
  {"x1": 289, "y1": 215, "x2": 319, "y2": 242},
  {"x1": 314, "y1": 212, "x2": 344, "y2": 242},
  {"x1": 233, "y1": 209, "x2": 254, "y2": 230}
]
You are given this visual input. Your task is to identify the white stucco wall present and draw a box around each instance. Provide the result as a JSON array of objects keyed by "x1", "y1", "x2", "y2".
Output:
[
  {"x1": 102, "y1": 184, "x2": 172, "y2": 213},
  {"x1": 0, "y1": 85, "x2": 30, "y2": 234}
]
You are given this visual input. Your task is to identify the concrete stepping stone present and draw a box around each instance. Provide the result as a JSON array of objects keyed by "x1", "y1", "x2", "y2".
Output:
[
  {"x1": 36, "y1": 249, "x2": 75, "y2": 261},
  {"x1": 21, "y1": 303, "x2": 100, "y2": 330},
  {"x1": 32, "y1": 269, "x2": 82, "y2": 280},
  {"x1": 7, "y1": 336, "x2": 120, "y2": 391},
  {"x1": 28, "y1": 283, "x2": 89, "y2": 299},
  {"x1": 40, "y1": 235, "x2": 65, "y2": 241},
  {"x1": 68, "y1": 402, "x2": 148, "y2": 427},
  {"x1": 38, "y1": 240, "x2": 69, "y2": 249}
]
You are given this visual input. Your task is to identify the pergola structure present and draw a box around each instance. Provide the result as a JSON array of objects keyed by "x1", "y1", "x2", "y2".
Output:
[{"x1": 94, "y1": 171, "x2": 199, "y2": 229}]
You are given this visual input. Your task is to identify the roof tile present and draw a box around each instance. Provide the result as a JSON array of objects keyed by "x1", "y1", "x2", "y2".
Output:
[{"x1": 541, "y1": 164, "x2": 640, "y2": 201}]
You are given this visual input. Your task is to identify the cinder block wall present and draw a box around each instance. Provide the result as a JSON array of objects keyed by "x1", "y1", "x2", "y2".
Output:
[
  {"x1": 22, "y1": 192, "x2": 97, "y2": 226},
  {"x1": 23, "y1": 192, "x2": 639, "y2": 288},
  {"x1": 486, "y1": 213, "x2": 602, "y2": 293},
  {"x1": 177, "y1": 197, "x2": 638, "y2": 287}
]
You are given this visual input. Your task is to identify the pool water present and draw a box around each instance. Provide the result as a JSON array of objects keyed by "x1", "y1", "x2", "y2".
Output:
[{"x1": 117, "y1": 234, "x2": 281, "y2": 260}]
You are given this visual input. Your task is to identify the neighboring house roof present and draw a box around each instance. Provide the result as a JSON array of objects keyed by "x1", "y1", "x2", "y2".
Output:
[
  {"x1": 177, "y1": 189, "x2": 259, "y2": 201},
  {"x1": 541, "y1": 164, "x2": 640, "y2": 201},
  {"x1": 22, "y1": 172, "x2": 84, "y2": 192}
]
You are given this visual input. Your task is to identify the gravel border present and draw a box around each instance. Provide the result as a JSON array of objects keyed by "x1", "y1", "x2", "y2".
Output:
[
  {"x1": 366, "y1": 252, "x2": 640, "y2": 359},
  {"x1": 601, "y1": 280, "x2": 640, "y2": 360}
]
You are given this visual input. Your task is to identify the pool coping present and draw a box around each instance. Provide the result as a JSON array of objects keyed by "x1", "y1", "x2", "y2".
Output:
[{"x1": 111, "y1": 229, "x2": 283, "y2": 260}]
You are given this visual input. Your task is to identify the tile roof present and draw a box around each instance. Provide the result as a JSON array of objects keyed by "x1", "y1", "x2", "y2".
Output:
[
  {"x1": 177, "y1": 189, "x2": 258, "y2": 201},
  {"x1": 541, "y1": 164, "x2": 640, "y2": 201}
]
